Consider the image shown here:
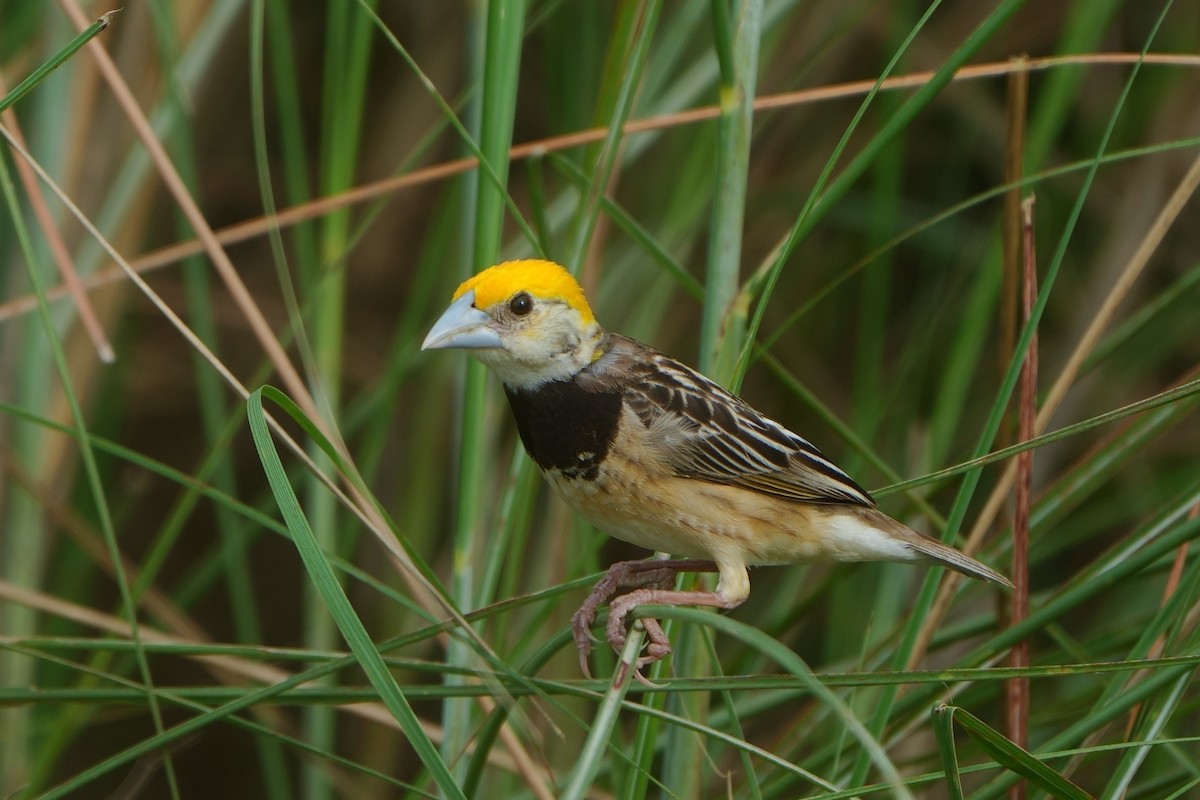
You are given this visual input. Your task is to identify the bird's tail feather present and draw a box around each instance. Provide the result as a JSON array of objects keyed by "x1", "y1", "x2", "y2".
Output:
[
  {"x1": 868, "y1": 510, "x2": 1013, "y2": 588},
  {"x1": 904, "y1": 533, "x2": 1013, "y2": 587}
]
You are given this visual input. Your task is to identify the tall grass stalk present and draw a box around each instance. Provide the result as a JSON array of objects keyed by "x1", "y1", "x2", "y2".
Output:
[
  {"x1": 659, "y1": 2, "x2": 765, "y2": 797},
  {"x1": 445, "y1": 0, "x2": 528, "y2": 782}
]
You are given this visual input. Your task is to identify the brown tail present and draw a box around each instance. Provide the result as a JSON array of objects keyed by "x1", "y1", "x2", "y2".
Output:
[
  {"x1": 904, "y1": 531, "x2": 1013, "y2": 587},
  {"x1": 870, "y1": 510, "x2": 1013, "y2": 588}
]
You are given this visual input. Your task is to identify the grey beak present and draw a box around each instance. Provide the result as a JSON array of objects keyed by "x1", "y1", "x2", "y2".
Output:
[{"x1": 422, "y1": 290, "x2": 503, "y2": 351}]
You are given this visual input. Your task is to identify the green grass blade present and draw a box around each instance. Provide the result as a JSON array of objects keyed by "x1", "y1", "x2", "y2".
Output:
[
  {"x1": 445, "y1": 0, "x2": 529, "y2": 779},
  {"x1": 945, "y1": 705, "x2": 1091, "y2": 800},
  {"x1": 561, "y1": 629, "x2": 644, "y2": 800},
  {"x1": 701, "y1": 0, "x2": 761, "y2": 381},
  {"x1": 931, "y1": 705, "x2": 966, "y2": 800},
  {"x1": 735, "y1": 0, "x2": 1030, "y2": 388},
  {"x1": 563, "y1": 1, "x2": 661, "y2": 274},
  {"x1": 641, "y1": 606, "x2": 913, "y2": 799},
  {"x1": 1101, "y1": 669, "x2": 1194, "y2": 799},
  {"x1": 0, "y1": 11, "x2": 113, "y2": 114},
  {"x1": 247, "y1": 387, "x2": 465, "y2": 799},
  {"x1": 877, "y1": 374, "x2": 1200, "y2": 498}
]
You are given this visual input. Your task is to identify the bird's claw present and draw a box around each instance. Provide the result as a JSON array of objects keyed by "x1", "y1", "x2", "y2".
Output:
[
  {"x1": 571, "y1": 606, "x2": 599, "y2": 642},
  {"x1": 572, "y1": 559, "x2": 718, "y2": 678},
  {"x1": 574, "y1": 594, "x2": 674, "y2": 679},
  {"x1": 570, "y1": 607, "x2": 598, "y2": 679},
  {"x1": 608, "y1": 597, "x2": 673, "y2": 676},
  {"x1": 571, "y1": 564, "x2": 631, "y2": 677},
  {"x1": 608, "y1": 619, "x2": 671, "y2": 687}
]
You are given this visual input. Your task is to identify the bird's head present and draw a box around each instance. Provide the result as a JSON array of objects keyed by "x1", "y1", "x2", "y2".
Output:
[{"x1": 422, "y1": 259, "x2": 603, "y2": 389}]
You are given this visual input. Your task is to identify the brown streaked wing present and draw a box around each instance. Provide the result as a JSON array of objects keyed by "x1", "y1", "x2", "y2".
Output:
[{"x1": 616, "y1": 343, "x2": 875, "y2": 507}]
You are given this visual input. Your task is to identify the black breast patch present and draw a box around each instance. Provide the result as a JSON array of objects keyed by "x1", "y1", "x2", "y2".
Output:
[{"x1": 504, "y1": 380, "x2": 623, "y2": 481}]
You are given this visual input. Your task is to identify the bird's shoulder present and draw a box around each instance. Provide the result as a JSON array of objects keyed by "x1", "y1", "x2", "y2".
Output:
[{"x1": 581, "y1": 333, "x2": 875, "y2": 508}]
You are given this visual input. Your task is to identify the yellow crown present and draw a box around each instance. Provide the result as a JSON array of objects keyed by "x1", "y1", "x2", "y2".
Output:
[{"x1": 453, "y1": 260, "x2": 596, "y2": 326}]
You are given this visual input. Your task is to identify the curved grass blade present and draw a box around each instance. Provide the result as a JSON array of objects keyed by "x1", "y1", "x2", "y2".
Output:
[
  {"x1": 247, "y1": 387, "x2": 465, "y2": 799},
  {"x1": 938, "y1": 704, "x2": 1091, "y2": 800},
  {"x1": 253, "y1": 383, "x2": 567, "y2": 773},
  {"x1": 931, "y1": 705, "x2": 966, "y2": 800},
  {"x1": 637, "y1": 606, "x2": 914, "y2": 799}
]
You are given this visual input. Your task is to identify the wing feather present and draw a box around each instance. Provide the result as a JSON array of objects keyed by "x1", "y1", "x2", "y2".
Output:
[{"x1": 594, "y1": 335, "x2": 874, "y2": 507}]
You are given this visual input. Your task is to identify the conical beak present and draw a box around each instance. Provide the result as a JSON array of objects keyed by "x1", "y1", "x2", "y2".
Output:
[{"x1": 422, "y1": 290, "x2": 503, "y2": 351}]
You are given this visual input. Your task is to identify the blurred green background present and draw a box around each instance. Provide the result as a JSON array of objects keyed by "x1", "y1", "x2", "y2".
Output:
[{"x1": 1, "y1": 1, "x2": 1198, "y2": 797}]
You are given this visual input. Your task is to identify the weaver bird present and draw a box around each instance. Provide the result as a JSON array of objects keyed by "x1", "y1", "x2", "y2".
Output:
[{"x1": 423, "y1": 259, "x2": 1010, "y2": 677}]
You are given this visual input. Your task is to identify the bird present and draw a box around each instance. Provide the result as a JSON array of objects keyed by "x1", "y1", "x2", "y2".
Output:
[{"x1": 423, "y1": 258, "x2": 1011, "y2": 678}]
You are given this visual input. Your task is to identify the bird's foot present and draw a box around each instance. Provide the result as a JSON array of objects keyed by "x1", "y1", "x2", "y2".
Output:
[
  {"x1": 604, "y1": 585, "x2": 740, "y2": 684},
  {"x1": 571, "y1": 559, "x2": 717, "y2": 678},
  {"x1": 569, "y1": 606, "x2": 598, "y2": 679},
  {"x1": 605, "y1": 590, "x2": 675, "y2": 683}
]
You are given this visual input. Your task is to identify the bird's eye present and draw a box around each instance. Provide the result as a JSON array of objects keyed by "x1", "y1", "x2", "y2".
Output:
[{"x1": 509, "y1": 292, "x2": 533, "y2": 316}]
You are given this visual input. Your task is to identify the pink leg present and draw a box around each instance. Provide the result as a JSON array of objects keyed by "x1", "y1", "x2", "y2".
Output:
[
  {"x1": 607, "y1": 587, "x2": 744, "y2": 683},
  {"x1": 571, "y1": 559, "x2": 717, "y2": 678}
]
